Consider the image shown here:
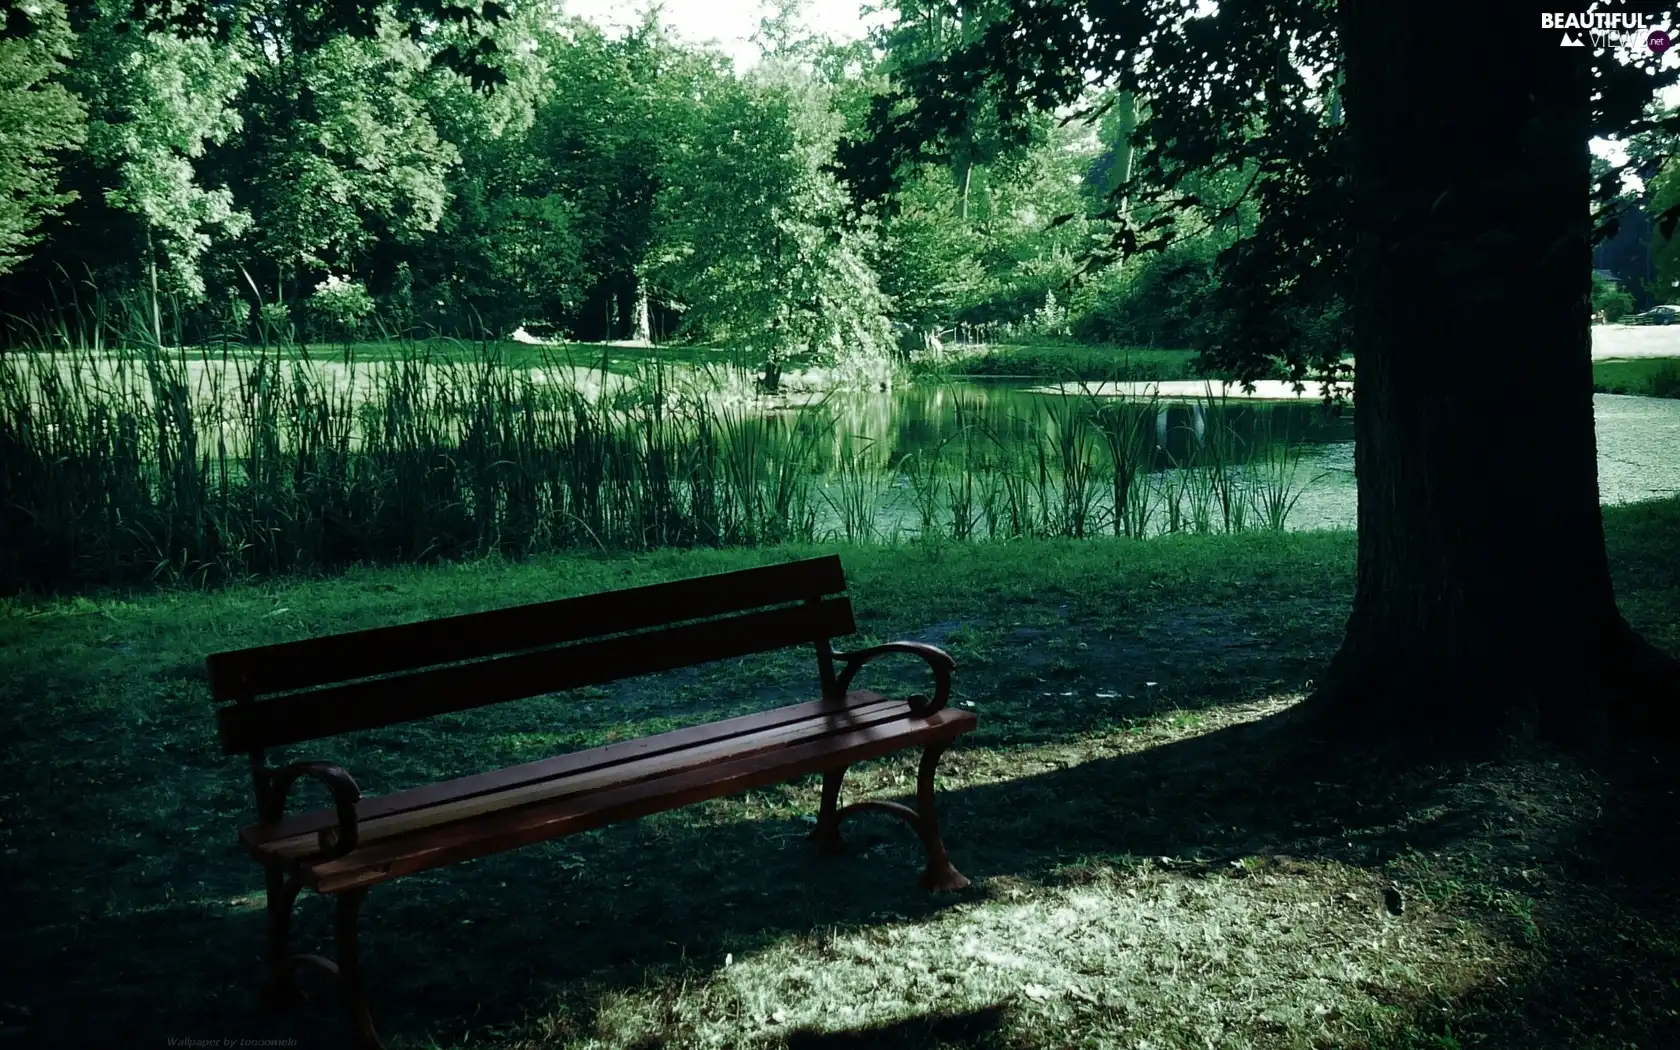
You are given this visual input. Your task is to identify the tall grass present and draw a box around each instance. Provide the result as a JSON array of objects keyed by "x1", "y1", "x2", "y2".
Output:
[
  {"x1": 0, "y1": 336, "x2": 1329, "y2": 592},
  {"x1": 0, "y1": 339, "x2": 828, "y2": 590}
]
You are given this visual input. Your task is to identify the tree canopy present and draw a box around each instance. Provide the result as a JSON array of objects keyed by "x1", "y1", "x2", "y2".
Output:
[{"x1": 836, "y1": 0, "x2": 1680, "y2": 390}]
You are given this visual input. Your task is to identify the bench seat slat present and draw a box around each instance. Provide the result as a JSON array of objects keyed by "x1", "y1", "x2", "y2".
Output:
[
  {"x1": 250, "y1": 690, "x2": 900, "y2": 843},
  {"x1": 270, "y1": 708, "x2": 976, "y2": 894},
  {"x1": 248, "y1": 691, "x2": 907, "y2": 855}
]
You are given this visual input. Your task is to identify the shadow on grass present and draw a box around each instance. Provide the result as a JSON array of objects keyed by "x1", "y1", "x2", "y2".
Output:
[
  {"x1": 1370, "y1": 750, "x2": 1680, "y2": 1050},
  {"x1": 0, "y1": 708, "x2": 1524, "y2": 1047},
  {"x1": 6, "y1": 683, "x2": 1679, "y2": 1049},
  {"x1": 784, "y1": 1004, "x2": 1011, "y2": 1049}
]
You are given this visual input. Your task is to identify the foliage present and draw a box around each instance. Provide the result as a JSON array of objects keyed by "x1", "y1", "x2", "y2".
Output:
[
  {"x1": 307, "y1": 274, "x2": 376, "y2": 338},
  {"x1": 227, "y1": 14, "x2": 460, "y2": 286},
  {"x1": 71, "y1": 0, "x2": 249, "y2": 298},
  {"x1": 1072, "y1": 236, "x2": 1224, "y2": 349},
  {"x1": 836, "y1": 0, "x2": 1677, "y2": 392},
  {"x1": 649, "y1": 72, "x2": 894, "y2": 385},
  {"x1": 1591, "y1": 272, "x2": 1634, "y2": 322},
  {"x1": 1652, "y1": 157, "x2": 1680, "y2": 304},
  {"x1": 0, "y1": 0, "x2": 86, "y2": 274},
  {"x1": 0, "y1": 0, "x2": 1646, "y2": 365}
]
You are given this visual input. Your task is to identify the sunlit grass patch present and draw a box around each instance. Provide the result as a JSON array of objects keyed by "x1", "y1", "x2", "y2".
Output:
[
  {"x1": 527, "y1": 857, "x2": 1500, "y2": 1050},
  {"x1": 918, "y1": 342, "x2": 1207, "y2": 383}
]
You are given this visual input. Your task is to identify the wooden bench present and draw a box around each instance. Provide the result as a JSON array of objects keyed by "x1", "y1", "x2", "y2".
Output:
[{"x1": 207, "y1": 555, "x2": 976, "y2": 1049}]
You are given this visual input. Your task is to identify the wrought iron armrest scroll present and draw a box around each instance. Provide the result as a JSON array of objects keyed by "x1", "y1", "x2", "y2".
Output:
[
  {"x1": 832, "y1": 642, "x2": 955, "y2": 716},
  {"x1": 259, "y1": 761, "x2": 363, "y2": 862}
]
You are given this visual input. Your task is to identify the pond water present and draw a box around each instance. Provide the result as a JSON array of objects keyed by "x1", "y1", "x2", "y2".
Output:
[
  {"x1": 789, "y1": 380, "x2": 1680, "y2": 539},
  {"x1": 10, "y1": 349, "x2": 1676, "y2": 544}
]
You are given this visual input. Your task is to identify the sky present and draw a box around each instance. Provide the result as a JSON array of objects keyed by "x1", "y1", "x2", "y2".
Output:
[{"x1": 562, "y1": 0, "x2": 876, "y2": 69}]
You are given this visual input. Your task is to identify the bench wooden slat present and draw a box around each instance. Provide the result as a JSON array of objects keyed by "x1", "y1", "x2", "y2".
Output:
[
  {"x1": 303, "y1": 708, "x2": 976, "y2": 894},
  {"x1": 249, "y1": 694, "x2": 913, "y2": 860},
  {"x1": 207, "y1": 555, "x2": 847, "y2": 700},
  {"x1": 216, "y1": 598, "x2": 857, "y2": 754},
  {"x1": 247, "y1": 690, "x2": 897, "y2": 844}
]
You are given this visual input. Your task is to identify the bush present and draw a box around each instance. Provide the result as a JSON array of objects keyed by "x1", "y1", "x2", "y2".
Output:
[
  {"x1": 257, "y1": 302, "x2": 293, "y2": 343},
  {"x1": 1071, "y1": 238, "x2": 1224, "y2": 349},
  {"x1": 307, "y1": 275, "x2": 377, "y2": 340},
  {"x1": 1592, "y1": 273, "x2": 1635, "y2": 322},
  {"x1": 1651, "y1": 361, "x2": 1680, "y2": 399}
]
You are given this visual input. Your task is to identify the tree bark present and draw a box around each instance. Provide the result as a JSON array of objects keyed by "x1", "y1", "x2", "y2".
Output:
[
  {"x1": 1311, "y1": 0, "x2": 1678, "y2": 745},
  {"x1": 631, "y1": 279, "x2": 651, "y2": 344}
]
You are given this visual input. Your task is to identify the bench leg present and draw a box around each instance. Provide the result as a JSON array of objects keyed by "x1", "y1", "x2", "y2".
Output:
[
  {"x1": 911, "y1": 743, "x2": 970, "y2": 892},
  {"x1": 261, "y1": 866, "x2": 305, "y2": 1010},
  {"x1": 814, "y1": 744, "x2": 970, "y2": 893},
  {"x1": 810, "y1": 767, "x2": 851, "y2": 855},
  {"x1": 336, "y1": 887, "x2": 386, "y2": 1050}
]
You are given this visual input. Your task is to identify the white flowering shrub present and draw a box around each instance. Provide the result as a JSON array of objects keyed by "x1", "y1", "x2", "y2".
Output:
[{"x1": 308, "y1": 274, "x2": 375, "y2": 338}]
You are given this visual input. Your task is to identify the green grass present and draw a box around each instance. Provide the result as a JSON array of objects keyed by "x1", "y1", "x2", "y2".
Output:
[
  {"x1": 7, "y1": 336, "x2": 759, "y2": 375},
  {"x1": 3, "y1": 499, "x2": 1678, "y2": 1049},
  {"x1": 1591, "y1": 358, "x2": 1680, "y2": 398}
]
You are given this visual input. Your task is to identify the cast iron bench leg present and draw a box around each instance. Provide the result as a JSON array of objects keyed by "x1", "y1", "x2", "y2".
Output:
[
  {"x1": 259, "y1": 872, "x2": 384, "y2": 1048},
  {"x1": 810, "y1": 767, "x2": 850, "y2": 855},
  {"x1": 337, "y1": 887, "x2": 385, "y2": 1050},
  {"x1": 261, "y1": 866, "x2": 305, "y2": 1010},
  {"x1": 809, "y1": 743, "x2": 970, "y2": 892}
]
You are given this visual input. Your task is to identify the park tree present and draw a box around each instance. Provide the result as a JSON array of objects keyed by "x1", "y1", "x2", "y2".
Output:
[
  {"x1": 841, "y1": 0, "x2": 1680, "y2": 746},
  {"x1": 1653, "y1": 158, "x2": 1680, "y2": 303},
  {"x1": 518, "y1": 13, "x2": 725, "y2": 341},
  {"x1": 649, "y1": 67, "x2": 894, "y2": 387},
  {"x1": 0, "y1": 0, "x2": 86, "y2": 275},
  {"x1": 70, "y1": 0, "x2": 250, "y2": 341},
  {"x1": 216, "y1": 4, "x2": 460, "y2": 309},
  {"x1": 398, "y1": 4, "x2": 588, "y2": 333}
]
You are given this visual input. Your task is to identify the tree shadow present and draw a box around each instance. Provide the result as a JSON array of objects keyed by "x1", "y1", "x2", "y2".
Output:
[
  {"x1": 784, "y1": 1004, "x2": 1011, "y2": 1049},
  {"x1": 1366, "y1": 747, "x2": 1680, "y2": 1049},
  {"x1": 8, "y1": 707, "x2": 1676, "y2": 1049}
]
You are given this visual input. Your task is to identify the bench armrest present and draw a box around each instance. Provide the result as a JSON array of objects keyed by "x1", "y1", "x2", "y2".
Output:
[
  {"x1": 832, "y1": 641, "x2": 955, "y2": 716},
  {"x1": 260, "y1": 761, "x2": 362, "y2": 862}
]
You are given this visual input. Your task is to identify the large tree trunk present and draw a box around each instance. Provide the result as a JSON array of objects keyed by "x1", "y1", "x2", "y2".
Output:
[{"x1": 1313, "y1": 0, "x2": 1678, "y2": 744}]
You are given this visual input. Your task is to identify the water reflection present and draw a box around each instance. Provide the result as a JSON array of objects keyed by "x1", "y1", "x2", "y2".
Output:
[
  {"x1": 784, "y1": 381, "x2": 1355, "y2": 474},
  {"x1": 780, "y1": 382, "x2": 1677, "y2": 540}
]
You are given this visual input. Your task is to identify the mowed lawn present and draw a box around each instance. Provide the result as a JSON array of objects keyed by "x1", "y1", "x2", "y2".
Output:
[{"x1": 2, "y1": 499, "x2": 1678, "y2": 1049}]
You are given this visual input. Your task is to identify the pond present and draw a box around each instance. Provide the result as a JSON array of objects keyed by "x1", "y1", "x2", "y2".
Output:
[{"x1": 787, "y1": 380, "x2": 1680, "y2": 540}]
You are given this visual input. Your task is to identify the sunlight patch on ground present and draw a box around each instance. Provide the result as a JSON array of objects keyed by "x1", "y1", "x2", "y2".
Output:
[{"x1": 560, "y1": 860, "x2": 1500, "y2": 1050}]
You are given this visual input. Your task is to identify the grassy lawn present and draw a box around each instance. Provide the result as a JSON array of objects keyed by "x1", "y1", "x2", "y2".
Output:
[
  {"x1": 2, "y1": 501, "x2": 1678, "y2": 1049},
  {"x1": 1592, "y1": 358, "x2": 1680, "y2": 398}
]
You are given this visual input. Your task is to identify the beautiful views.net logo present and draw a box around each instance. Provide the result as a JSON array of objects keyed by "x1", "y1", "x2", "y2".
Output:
[{"x1": 1540, "y1": 11, "x2": 1673, "y2": 53}]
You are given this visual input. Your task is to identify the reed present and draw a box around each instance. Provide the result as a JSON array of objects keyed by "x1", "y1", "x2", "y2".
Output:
[{"x1": 0, "y1": 322, "x2": 1330, "y2": 592}]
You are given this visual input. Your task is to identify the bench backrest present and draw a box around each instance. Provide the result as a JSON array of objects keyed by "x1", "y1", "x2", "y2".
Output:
[{"x1": 210, "y1": 556, "x2": 854, "y2": 754}]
